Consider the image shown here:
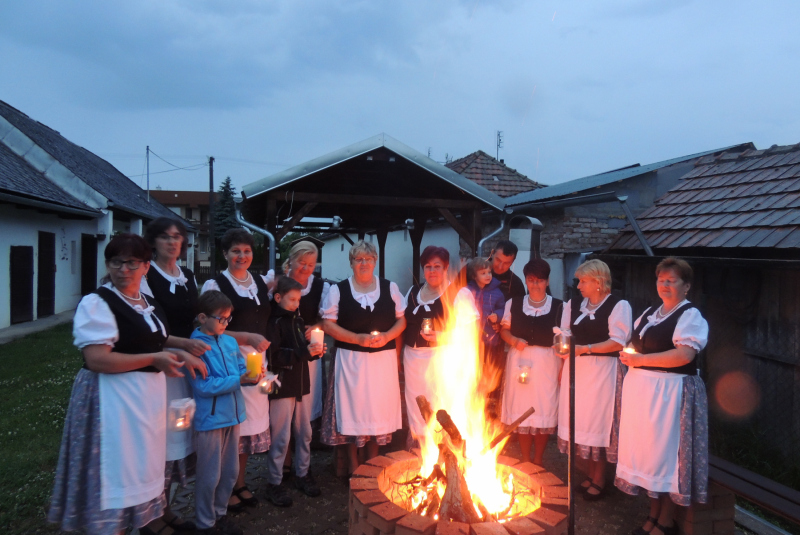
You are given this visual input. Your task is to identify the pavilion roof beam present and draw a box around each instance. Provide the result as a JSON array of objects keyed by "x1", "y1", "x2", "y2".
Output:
[
  {"x1": 437, "y1": 208, "x2": 474, "y2": 248},
  {"x1": 275, "y1": 202, "x2": 318, "y2": 241},
  {"x1": 266, "y1": 191, "x2": 480, "y2": 210}
]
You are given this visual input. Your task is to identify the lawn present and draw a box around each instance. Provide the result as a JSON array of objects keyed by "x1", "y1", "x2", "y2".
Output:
[{"x1": 0, "y1": 323, "x2": 81, "y2": 535}]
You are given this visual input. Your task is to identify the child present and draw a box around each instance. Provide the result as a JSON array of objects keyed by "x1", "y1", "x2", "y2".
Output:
[
  {"x1": 264, "y1": 277, "x2": 326, "y2": 507},
  {"x1": 189, "y1": 291, "x2": 261, "y2": 535}
]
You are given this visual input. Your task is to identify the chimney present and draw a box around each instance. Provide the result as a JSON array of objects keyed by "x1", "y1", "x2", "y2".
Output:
[{"x1": 500, "y1": 159, "x2": 505, "y2": 164}]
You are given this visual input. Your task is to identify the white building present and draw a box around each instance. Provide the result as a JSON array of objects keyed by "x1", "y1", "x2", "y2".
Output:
[{"x1": 0, "y1": 100, "x2": 192, "y2": 328}]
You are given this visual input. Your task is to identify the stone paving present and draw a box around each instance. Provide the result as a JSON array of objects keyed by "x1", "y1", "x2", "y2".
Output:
[{"x1": 166, "y1": 437, "x2": 657, "y2": 535}]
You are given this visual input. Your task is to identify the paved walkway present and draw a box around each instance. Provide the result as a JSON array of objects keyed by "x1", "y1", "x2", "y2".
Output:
[{"x1": 0, "y1": 309, "x2": 74, "y2": 345}]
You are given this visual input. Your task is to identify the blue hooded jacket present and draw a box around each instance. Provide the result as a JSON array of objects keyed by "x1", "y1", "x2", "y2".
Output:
[
  {"x1": 188, "y1": 329, "x2": 247, "y2": 431},
  {"x1": 466, "y1": 278, "x2": 507, "y2": 347}
]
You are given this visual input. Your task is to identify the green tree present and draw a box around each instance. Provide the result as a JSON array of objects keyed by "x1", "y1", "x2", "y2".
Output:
[{"x1": 214, "y1": 176, "x2": 239, "y2": 239}]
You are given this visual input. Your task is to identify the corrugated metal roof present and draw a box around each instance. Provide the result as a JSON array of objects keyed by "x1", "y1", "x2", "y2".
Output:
[
  {"x1": 606, "y1": 142, "x2": 800, "y2": 253},
  {"x1": 241, "y1": 133, "x2": 506, "y2": 211},
  {"x1": 504, "y1": 144, "x2": 748, "y2": 207}
]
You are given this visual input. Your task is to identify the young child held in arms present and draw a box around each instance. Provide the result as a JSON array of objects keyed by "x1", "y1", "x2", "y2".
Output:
[
  {"x1": 264, "y1": 276, "x2": 326, "y2": 507},
  {"x1": 189, "y1": 290, "x2": 262, "y2": 535},
  {"x1": 457, "y1": 257, "x2": 506, "y2": 348}
]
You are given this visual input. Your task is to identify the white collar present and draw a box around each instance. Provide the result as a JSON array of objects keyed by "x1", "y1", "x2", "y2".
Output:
[
  {"x1": 151, "y1": 262, "x2": 188, "y2": 294},
  {"x1": 640, "y1": 299, "x2": 690, "y2": 337},
  {"x1": 574, "y1": 294, "x2": 611, "y2": 325},
  {"x1": 223, "y1": 269, "x2": 261, "y2": 305},
  {"x1": 106, "y1": 283, "x2": 167, "y2": 337},
  {"x1": 522, "y1": 295, "x2": 552, "y2": 317}
]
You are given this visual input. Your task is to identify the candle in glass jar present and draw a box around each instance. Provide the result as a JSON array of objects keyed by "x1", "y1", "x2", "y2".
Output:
[
  {"x1": 246, "y1": 352, "x2": 262, "y2": 379},
  {"x1": 623, "y1": 347, "x2": 636, "y2": 354},
  {"x1": 310, "y1": 328, "x2": 324, "y2": 346},
  {"x1": 518, "y1": 365, "x2": 531, "y2": 384},
  {"x1": 370, "y1": 331, "x2": 380, "y2": 336},
  {"x1": 421, "y1": 318, "x2": 433, "y2": 335}
]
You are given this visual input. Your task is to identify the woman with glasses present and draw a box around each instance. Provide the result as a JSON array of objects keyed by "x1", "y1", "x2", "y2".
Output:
[
  {"x1": 402, "y1": 245, "x2": 454, "y2": 445},
  {"x1": 140, "y1": 217, "x2": 209, "y2": 534},
  {"x1": 201, "y1": 228, "x2": 271, "y2": 511},
  {"x1": 320, "y1": 241, "x2": 406, "y2": 474},
  {"x1": 49, "y1": 234, "x2": 207, "y2": 535}
]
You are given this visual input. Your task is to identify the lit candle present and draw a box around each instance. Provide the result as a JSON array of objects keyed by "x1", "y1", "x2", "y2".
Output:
[
  {"x1": 168, "y1": 398, "x2": 195, "y2": 431},
  {"x1": 518, "y1": 365, "x2": 531, "y2": 384},
  {"x1": 246, "y1": 352, "x2": 262, "y2": 379},
  {"x1": 259, "y1": 379, "x2": 273, "y2": 395},
  {"x1": 623, "y1": 347, "x2": 636, "y2": 354},
  {"x1": 421, "y1": 318, "x2": 433, "y2": 335},
  {"x1": 310, "y1": 328, "x2": 324, "y2": 346},
  {"x1": 370, "y1": 331, "x2": 380, "y2": 336},
  {"x1": 175, "y1": 417, "x2": 186, "y2": 428}
]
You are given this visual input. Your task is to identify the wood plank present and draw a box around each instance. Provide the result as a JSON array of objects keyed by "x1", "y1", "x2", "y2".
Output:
[
  {"x1": 275, "y1": 202, "x2": 317, "y2": 241},
  {"x1": 266, "y1": 191, "x2": 480, "y2": 210},
  {"x1": 438, "y1": 208, "x2": 473, "y2": 247}
]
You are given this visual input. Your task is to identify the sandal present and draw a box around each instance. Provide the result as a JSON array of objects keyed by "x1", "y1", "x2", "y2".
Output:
[
  {"x1": 631, "y1": 516, "x2": 658, "y2": 535},
  {"x1": 573, "y1": 478, "x2": 592, "y2": 492},
  {"x1": 227, "y1": 495, "x2": 245, "y2": 513},
  {"x1": 232, "y1": 484, "x2": 259, "y2": 507},
  {"x1": 582, "y1": 482, "x2": 607, "y2": 502},
  {"x1": 653, "y1": 523, "x2": 678, "y2": 535},
  {"x1": 139, "y1": 520, "x2": 175, "y2": 535},
  {"x1": 163, "y1": 513, "x2": 196, "y2": 532}
]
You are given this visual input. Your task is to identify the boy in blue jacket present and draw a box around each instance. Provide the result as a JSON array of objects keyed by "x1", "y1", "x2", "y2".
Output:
[{"x1": 190, "y1": 291, "x2": 262, "y2": 535}]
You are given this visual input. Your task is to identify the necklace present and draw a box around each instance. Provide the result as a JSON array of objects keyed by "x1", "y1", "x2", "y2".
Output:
[
  {"x1": 118, "y1": 289, "x2": 143, "y2": 302},
  {"x1": 420, "y1": 283, "x2": 442, "y2": 301},
  {"x1": 229, "y1": 270, "x2": 251, "y2": 284},
  {"x1": 528, "y1": 295, "x2": 547, "y2": 307}
]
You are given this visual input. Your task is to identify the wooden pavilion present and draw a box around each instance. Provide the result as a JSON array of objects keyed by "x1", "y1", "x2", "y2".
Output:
[{"x1": 239, "y1": 134, "x2": 506, "y2": 279}]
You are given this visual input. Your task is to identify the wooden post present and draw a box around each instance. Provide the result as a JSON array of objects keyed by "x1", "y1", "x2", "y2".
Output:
[
  {"x1": 376, "y1": 227, "x2": 389, "y2": 279},
  {"x1": 408, "y1": 217, "x2": 427, "y2": 286}
]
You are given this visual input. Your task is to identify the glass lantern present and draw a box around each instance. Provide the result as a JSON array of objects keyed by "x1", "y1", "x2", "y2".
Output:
[
  {"x1": 517, "y1": 365, "x2": 531, "y2": 384},
  {"x1": 259, "y1": 372, "x2": 281, "y2": 395},
  {"x1": 168, "y1": 398, "x2": 196, "y2": 432},
  {"x1": 421, "y1": 318, "x2": 433, "y2": 335},
  {"x1": 554, "y1": 331, "x2": 571, "y2": 357}
]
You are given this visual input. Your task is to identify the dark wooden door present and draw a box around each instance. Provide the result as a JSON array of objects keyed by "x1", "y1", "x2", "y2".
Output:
[
  {"x1": 81, "y1": 234, "x2": 97, "y2": 296},
  {"x1": 10, "y1": 246, "x2": 34, "y2": 324},
  {"x1": 37, "y1": 231, "x2": 56, "y2": 317}
]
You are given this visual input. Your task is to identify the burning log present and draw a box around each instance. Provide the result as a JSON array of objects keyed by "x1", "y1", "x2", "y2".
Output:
[
  {"x1": 436, "y1": 409, "x2": 464, "y2": 451},
  {"x1": 415, "y1": 395, "x2": 434, "y2": 424},
  {"x1": 438, "y1": 447, "x2": 481, "y2": 524},
  {"x1": 481, "y1": 406, "x2": 535, "y2": 455}
]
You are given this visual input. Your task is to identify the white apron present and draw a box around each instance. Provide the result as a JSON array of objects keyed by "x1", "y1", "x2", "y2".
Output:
[
  {"x1": 503, "y1": 345, "x2": 561, "y2": 429},
  {"x1": 616, "y1": 368, "x2": 684, "y2": 493},
  {"x1": 238, "y1": 346, "x2": 270, "y2": 437},
  {"x1": 309, "y1": 358, "x2": 323, "y2": 420},
  {"x1": 99, "y1": 371, "x2": 166, "y2": 510},
  {"x1": 165, "y1": 375, "x2": 194, "y2": 461},
  {"x1": 403, "y1": 345, "x2": 438, "y2": 437},
  {"x1": 557, "y1": 355, "x2": 618, "y2": 447},
  {"x1": 335, "y1": 347, "x2": 402, "y2": 436}
]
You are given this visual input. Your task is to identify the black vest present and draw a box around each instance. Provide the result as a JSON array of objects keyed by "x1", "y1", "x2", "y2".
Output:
[
  {"x1": 335, "y1": 278, "x2": 397, "y2": 352},
  {"x1": 146, "y1": 265, "x2": 198, "y2": 338},
  {"x1": 403, "y1": 284, "x2": 448, "y2": 348},
  {"x1": 298, "y1": 276, "x2": 325, "y2": 327},
  {"x1": 632, "y1": 302, "x2": 698, "y2": 375},
  {"x1": 91, "y1": 287, "x2": 169, "y2": 372},
  {"x1": 215, "y1": 273, "x2": 271, "y2": 337},
  {"x1": 570, "y1": 294, "x2": 623, "y2": 356},
  {"x1": 509, "y1": 296, "x2": 564, "y2": 347}
]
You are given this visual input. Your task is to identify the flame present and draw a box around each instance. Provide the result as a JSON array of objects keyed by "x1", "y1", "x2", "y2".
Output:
[{"x1": 415, "y1": 293, "x2": 514, "y2": 516}]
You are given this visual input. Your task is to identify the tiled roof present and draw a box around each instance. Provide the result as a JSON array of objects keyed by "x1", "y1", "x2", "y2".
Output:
[
  {"x1": 607, "y1": 143, "x2": 800, "y2": 252},
  {"x1": 0, "y1": 142, "x2": 98, "y2": 213},
  {"x1": 0, "y1": 100, "x2": 177, "y2": 221},
  {"x1": 446, "y1": 150, "x2": 545, "y2": 198},
  {"x1": 504, "y1": 144, "x2": 750, "y2": 207}
]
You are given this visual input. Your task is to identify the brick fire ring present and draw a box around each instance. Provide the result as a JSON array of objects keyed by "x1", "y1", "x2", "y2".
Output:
[{"x1": 349, "y1": 450, "x2": 569, "y2": 535}]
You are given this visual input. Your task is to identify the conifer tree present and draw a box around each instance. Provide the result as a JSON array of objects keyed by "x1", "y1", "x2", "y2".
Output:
[{"x1": 214, "y1": 176, "x2": 239, "y2": 239}]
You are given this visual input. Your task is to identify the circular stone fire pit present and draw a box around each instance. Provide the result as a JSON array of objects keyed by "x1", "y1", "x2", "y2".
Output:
[{"x1": 349, "y1": 450, "x2": 569, "y2": 535}]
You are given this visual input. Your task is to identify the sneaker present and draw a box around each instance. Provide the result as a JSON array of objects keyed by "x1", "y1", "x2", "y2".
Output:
[
  {"x1": 294, "y1": 472, "x2": 321, "y2": 497},
  {"x1": 265, "y1": 483, "x2": 293, "y2": 507},
  {"x1": 215, "y1": 515, "x2": 244, "y2": 535}
]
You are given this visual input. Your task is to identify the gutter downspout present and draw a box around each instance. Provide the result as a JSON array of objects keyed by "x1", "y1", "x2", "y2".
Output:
[
  {"x1": 478, "y1": 215, "x2": 507, "y2": 257},
  {"x1": 616, "y1": 195, "x2": 654, "y2": 257},
  {"x1": 235, "y1": 200, "x2": 277, "y2": 273}
]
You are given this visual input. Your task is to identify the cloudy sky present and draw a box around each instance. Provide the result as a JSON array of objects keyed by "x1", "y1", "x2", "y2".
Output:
[{"x1": 1, "y1": 1, "x2": 798, "y2": 194}]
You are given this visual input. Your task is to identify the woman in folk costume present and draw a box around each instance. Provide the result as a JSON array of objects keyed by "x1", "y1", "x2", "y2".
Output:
[
  {"x1": 201, "y1": 228, "x2": 271, "y2": 511},
  {"x1": 557, "y1": 259, "x2": 632, "y2": 501},
  {"x1": 320, "y1": 240, "x2": 406, "y2": 474},
  {"x1": 616, "y1": 258, "x2": 709, "y2": 535},
  {"x1": 48, "y1": 234, "x2": 206, "y2": 535},
  {"x1": 499, "y1": 259, "x2": 563, "y2": 466}
]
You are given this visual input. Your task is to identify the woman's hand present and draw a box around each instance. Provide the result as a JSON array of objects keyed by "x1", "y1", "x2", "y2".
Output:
[
  {"x1": 420, "y1": 331, "x2": 439, "y2": 344},
  {"x1": 574, "y1": 345, "x2": 590, "y2": 357},
  {"x1": 183, "y1": 338, "x2": 211, "y2": 356},
  {"x1": 152, "y1": 351, "x2": 185, "y2": 377},
  {"x1": 619, "y1": 349, "x2": 640, "y2": 368},
  {"x1": 309, "y1": 342, "x2": 326, "y2": 357},
  {"x1": 514, "y1": 337, "x2": 528, "y2": 352},
  {"x1": 169, "y1": 349, "x2": 208, "y2": 380},
  {"x1": 248, "y1": 334, "x2": 271, "y2": 353},
  {"x1": 369, "y1": 332, "x2": 387, "y2": 348},
  {"x1": 241, "y1": 371, "x2": 263, "y2": 384},
  {"x1": 355, "y1": 333, "x2": 373, "y2": 347}
]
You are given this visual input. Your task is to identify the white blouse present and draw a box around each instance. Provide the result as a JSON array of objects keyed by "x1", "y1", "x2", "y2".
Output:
[
  {"x1": 500, "y1": 295, "x2": 554, "y2": 328},
  {"x1": 140, "y1": 263, "x2": 195, "y2": 297},
  {"x1": 264, "y1": 269, "x2": 331, "y2": 307},
  {"x1": 559, "y1": 297, "x2": 632, "y2": 347},
  {"x1": 403, "y1": 285, "x2": 447, "y2": 315},
  {"x1": 73, "y1": 283, "x2": 167, "y2": 349},
  {"x1": 633, "y1": 300, "x2": 709, "y2": 352},
  {"x1": 320, "y1": 276, "x2": 405, "y2": 320},
  {"x1": 200, "y1": 270, "x2": 271, "y2": 304}
]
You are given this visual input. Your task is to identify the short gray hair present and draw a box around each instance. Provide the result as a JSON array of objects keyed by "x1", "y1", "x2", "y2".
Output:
[{"x1": 348, "y1": 240, "x2": 377, "y2": 264}]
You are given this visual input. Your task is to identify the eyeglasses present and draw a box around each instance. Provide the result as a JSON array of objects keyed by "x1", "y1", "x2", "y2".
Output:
[
  {"x1": 157, "y1": 233, "x2": 183, "y2": 242},
  {"x1": 353, "y1": 257, "x2": 376, "y2": 264},
  {"x1": 209, "y1": 315, "x2": 233, "y2": 325},
  {"x1": 108, "y1": 259, "x2": 143, "y2": 270},
  {"x1": 423, "y1": 264, "x2": 445, "y2": 272}
]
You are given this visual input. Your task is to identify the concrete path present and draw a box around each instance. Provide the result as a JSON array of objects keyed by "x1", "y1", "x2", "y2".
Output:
[{"x1": 0, "y1": 309, "x2": 74, "y2": 345}]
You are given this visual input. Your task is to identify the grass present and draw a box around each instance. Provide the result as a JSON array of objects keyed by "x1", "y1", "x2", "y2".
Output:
[{"x1": 0, "y1": 323, "x2": 82, "y2": 535}]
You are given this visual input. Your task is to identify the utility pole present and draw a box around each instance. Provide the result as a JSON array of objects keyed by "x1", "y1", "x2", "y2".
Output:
[
  {"x1": 496, "y1": 130, "x2": 504, "y2": 160},
  {"x1": 146, "y1": 146, "x2": 150, "y2": 202},
  {"x1": 209, "y1": 156, "x2": 215, "y2": 274}
]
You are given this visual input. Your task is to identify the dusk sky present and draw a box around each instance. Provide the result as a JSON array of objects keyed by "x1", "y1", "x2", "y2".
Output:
[{"x1": 1, "y1": 1, "x2": 798, "y2": 194}]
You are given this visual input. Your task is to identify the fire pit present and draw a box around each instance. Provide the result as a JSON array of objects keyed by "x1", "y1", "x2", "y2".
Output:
[{"x1": 348, "y1": 298, "x2": 569, "y2": 535}]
